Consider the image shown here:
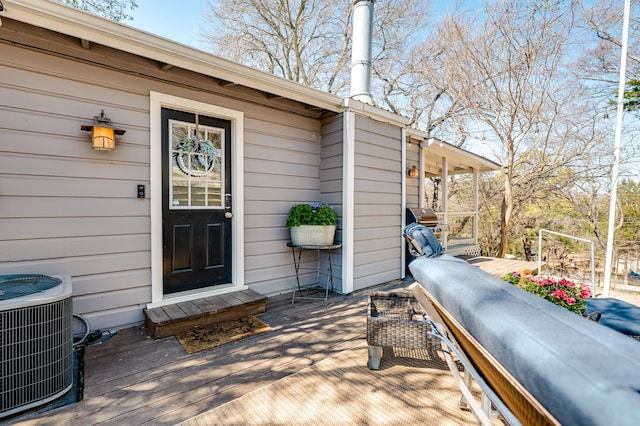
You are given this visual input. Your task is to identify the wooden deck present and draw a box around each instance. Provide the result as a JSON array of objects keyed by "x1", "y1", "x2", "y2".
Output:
[
  {"x1": 462, "y1": 255, "x2": 539, "y2": 277},
  {"x1": 8, "y1": 256, "x2": 537, "y2": 425},
  {"x1": 9, "y1": 282, "x2": 397, "y2": 425}
]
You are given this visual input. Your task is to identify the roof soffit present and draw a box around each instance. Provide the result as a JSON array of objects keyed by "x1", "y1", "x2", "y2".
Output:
[{"x1": 2, "y1": 0, "x2": 344, "y2": 113}]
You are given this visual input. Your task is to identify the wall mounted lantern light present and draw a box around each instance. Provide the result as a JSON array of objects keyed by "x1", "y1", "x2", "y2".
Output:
[
  {"x1": 407, "y1": 165, "x2": 419, "y2": 178},
  {"x1": 81, "y1": 110, "x2": 125, "y2": 151}
]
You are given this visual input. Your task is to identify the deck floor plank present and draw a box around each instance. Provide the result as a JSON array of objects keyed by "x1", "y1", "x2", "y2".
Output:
[{"x1": 10, "y1": 256, "x2": 540, "y2": 425}]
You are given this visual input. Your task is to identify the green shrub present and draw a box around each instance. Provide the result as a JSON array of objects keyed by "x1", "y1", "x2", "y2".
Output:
[{"x1": 286, "y1": 203, "x2": 337, "y2": 227}]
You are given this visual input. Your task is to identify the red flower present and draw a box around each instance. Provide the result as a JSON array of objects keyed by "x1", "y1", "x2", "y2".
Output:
[
  {"x1": 501, "y1": 273, "x2": 591, "y2": 315},
  {"x1": 551, "y1": 289, "x2": 568, "y2": 300}
]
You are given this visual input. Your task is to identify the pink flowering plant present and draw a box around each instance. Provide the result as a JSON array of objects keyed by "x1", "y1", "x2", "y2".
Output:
[{"x1": 501, "y1": 272, "x2": 591, "y2": 315}]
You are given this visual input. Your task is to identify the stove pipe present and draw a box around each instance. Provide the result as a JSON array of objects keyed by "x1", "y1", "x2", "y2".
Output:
[{"x1": 350, "y1": 0, "x2": 375, "y2": 104}]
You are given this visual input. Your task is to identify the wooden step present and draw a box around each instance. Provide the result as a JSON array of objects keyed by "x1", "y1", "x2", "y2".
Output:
[{"x1": 144, "y1": 289, "x2": 267, "y2": 339}]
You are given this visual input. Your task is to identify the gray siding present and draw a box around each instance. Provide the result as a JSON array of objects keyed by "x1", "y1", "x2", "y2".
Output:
[
  {"x1": 0, "y1": 21, "x2": 326, "y2": 330},
  {"x1": 243, "y1": 115, "x2": 324, "y2": 296},
  {"x1": 351, "y1": 115, "x2": 403, "y2": 291},
  {"x1": 319, "y1": 114, "x2": 344, "y2": 291},
  {"x1": 0, "y1": 41, "x2": 152, "y2": 329}
]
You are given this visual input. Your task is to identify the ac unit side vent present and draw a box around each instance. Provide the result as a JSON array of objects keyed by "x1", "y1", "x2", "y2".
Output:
[{"x1": 1, "y1": 297, "x2": 73, "y2": 418}]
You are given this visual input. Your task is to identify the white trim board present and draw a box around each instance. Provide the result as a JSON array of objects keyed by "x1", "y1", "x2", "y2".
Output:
[
  {"x1": 148, "y1": 91, "x2": 245, "y2": 308},
  {"x1": 342, "y1": 112, "x2": 356, "y2": 294}
]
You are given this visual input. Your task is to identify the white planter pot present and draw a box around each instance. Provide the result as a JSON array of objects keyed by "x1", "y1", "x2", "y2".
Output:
[{"x1": 289, "y1": 225, "x2": 336, "y2": 246}]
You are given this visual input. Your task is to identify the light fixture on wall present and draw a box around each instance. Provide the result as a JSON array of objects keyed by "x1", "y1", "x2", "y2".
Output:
[
  {"x1": 407, "y1": 165, "x2": 419, "y2": 178},
  {"x1": 81, "y1": 110, "x2": 125, "y2": 151}
]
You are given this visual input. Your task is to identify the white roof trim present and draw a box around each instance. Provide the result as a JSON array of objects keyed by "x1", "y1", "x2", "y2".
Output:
[
  {"x1": 3, "y1": 0, "x2": 344, "y2": 112},
  {"x1": 405, "y1": 128, "x2": 501, "y2": 174},
  {"x1": 423, "y1": 137, "x2": 501, "y2": 171},
  {"x1": 342, "y1": 98, "x2": 411, "y2": 128}
]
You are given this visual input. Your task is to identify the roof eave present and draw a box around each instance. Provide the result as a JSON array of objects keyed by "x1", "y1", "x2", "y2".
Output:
[{"x1": 3, "y1": 0, "x2": 344, "y2": 113}]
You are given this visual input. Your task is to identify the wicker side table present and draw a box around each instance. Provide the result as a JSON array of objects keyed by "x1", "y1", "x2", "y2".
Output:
[{"x1": 366, "y1": 290, "x2": 433, "y2": 369}]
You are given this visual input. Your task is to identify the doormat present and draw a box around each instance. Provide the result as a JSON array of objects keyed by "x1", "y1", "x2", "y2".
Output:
[{"x1": 176, "y1": 316, "x2": 271, "y2": 354}]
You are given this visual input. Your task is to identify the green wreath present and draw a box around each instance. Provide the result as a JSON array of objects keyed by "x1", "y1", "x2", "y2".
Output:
[{"x1": 174, "y1": 136, "x2": 218, "y2": 177}]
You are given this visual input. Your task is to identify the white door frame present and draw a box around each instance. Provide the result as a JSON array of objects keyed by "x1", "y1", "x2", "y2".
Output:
[{"x1": 148, "y1": 92, "x2": 245, "y2": 308}]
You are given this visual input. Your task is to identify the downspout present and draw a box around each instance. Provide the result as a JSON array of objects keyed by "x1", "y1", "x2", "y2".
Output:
[{"x1": 350, "y1": 0, "x2": 375, "y2": 104}]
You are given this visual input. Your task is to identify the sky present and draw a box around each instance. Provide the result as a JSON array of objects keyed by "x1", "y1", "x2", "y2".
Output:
[
  {"x1": 129, "y1": 0, "x2": 209, "y2": 48},
  {"x1": 127, "y1": 0, "x2": 474, "y2": 49}
]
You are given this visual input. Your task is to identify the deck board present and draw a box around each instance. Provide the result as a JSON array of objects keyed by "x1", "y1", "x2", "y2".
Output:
[
  {"x1": 178, "y1": 300, "x2": 204, "y2": 317},
  {"x1": 463, "y1": 256, "x2": 539, "y2": 277},
  {"x1": 11, "y1": 286, "x2": 375, "y2": 425},
  {"x1": 9, "y1": 257, "x2": 539, "y2": 425}
]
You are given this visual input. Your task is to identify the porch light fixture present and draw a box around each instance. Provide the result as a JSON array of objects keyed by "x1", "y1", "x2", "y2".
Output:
[
  {"x1": 81, "y1": 110, "x2": 125, "y2": 151},
  {"x1": 408, "y1": 165, "x2": 419, "y2": 178}
]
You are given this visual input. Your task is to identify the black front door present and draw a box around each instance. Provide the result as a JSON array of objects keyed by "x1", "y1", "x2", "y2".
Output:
[{"x1": 161, "y1": 108, "x2": 232, "y2": 295}]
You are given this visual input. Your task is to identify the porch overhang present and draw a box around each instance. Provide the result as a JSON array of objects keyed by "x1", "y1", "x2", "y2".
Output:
[{"x1": 420, "y1": 137, "x2": 501, "y2": 177}]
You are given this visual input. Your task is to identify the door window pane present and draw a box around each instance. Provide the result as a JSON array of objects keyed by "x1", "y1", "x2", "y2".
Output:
[{"x1": 169, "y1": 120, "x2": 224, "y2": 209}]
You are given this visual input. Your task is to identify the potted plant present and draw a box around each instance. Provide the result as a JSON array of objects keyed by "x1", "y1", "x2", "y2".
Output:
[{"x1": 286, "y1": 203, "x2": 337, "y2": 246}]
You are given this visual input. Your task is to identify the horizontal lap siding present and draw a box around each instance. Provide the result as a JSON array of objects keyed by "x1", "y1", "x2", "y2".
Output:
[
  {"x1": 0, "y1": 27, "x2": 325, "y2": 328},
  {"x1": 246, "y1": 113, "x2": 344, "y2": 295},
  {"x1": 319, "y1": 115, "x2": 344, "y2": 291},
  {"x1": 243, "y1": 113, "x2": 324, "y2": 295},
  {"x1": 352, "y1": 115, "x2": 402, "y2": 291},
  {"x1": 0, "y1": 42, "x2": 152, "y2": 330}
]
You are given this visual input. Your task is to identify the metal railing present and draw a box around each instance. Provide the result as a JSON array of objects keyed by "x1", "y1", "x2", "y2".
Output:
[
  {"x1": 436, "y1": 211, "x2": 478, "y2": 249},
  {"x1": 538, "y1": 229, "x2": 596, "y2": 293}
]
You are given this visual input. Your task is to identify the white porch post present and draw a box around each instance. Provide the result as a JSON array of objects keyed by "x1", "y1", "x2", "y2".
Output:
[
  {"x1": 441, "y1": 157, "x2": 448, "y2": 250},
  {"x1": 473, "y1": 167, "x2": 479, "y2": 245},
  {"x1": 401, "y1": 128, "x2": 407, "y2": 279},
  {"x1": 419, "y1": 143, "x2": 425, "y2": 209}
]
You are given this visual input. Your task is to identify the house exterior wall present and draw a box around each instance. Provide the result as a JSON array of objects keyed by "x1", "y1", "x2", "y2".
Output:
[
  {"x1": 317, "y1": 114, "x2": 345, "y2": 290},
  {"x1": 0, "y1": 21, "x2": 327, "y2": 330},
  {"x1": 351, "y1": 114, "x2": 403, "y2": 291}
]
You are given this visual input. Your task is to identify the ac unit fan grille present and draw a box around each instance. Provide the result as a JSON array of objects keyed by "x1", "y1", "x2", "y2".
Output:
[{"x1": 1, "y1": 297, "x2": 73, "y2": 418}]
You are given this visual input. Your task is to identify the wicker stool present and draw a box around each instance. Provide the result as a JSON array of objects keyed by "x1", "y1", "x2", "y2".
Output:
[{"x1": 366, "y1": 290, "x2": 433, "y2": 369}]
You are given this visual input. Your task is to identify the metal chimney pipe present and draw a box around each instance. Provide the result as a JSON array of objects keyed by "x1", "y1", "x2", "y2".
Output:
[{"x1": 350, "y1": 0, "x2": 375, "y2": 104}]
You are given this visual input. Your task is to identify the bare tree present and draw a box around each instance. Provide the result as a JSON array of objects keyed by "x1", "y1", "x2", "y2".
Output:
[
  {"x1": 201, "y1": 0, "x2": 431, "y2": 109},
  {"x1": 55, "y1": 0, "x2": 137, "y2": 21},
  {"x1": 579, "y1": 1, "x2": 640, "y2": 90},
  {"x1": 423, "y1": 0, "x2": 604, "y2": 257}
]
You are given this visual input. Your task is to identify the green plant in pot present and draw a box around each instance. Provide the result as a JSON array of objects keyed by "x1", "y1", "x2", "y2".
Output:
[{"x1": 287, "y1": 203, "x2": 337, "y2": 246}]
